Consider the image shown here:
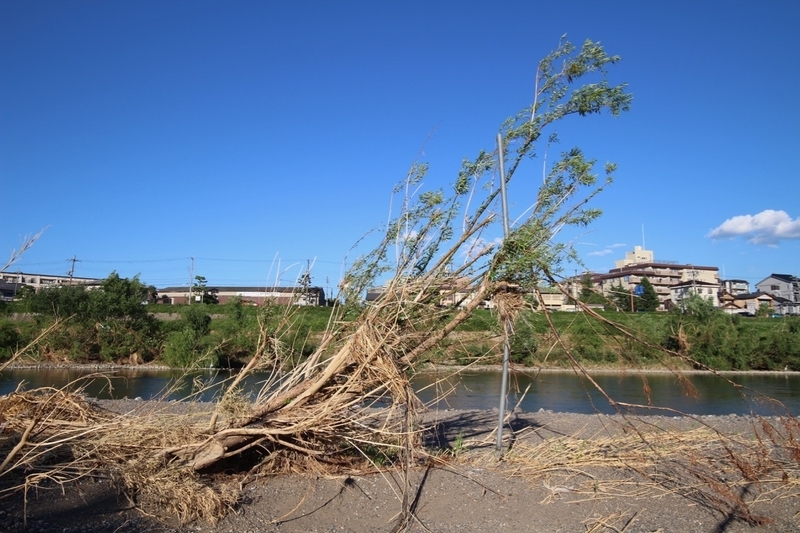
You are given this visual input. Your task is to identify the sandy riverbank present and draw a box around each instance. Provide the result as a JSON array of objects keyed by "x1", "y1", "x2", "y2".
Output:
[{"x1": 4, "y1": 401, "x2": 799, "y2": 533}]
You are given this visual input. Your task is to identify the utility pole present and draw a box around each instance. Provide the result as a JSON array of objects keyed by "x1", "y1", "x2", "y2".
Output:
[
  {"x1": 630, "y1": 284, "x2": 634, "y2": 312},
  {"x1": 189, "y1": 257, "x2": 194, "y2": 305},
  {"x1": 67, "y1": 256, "x2": 80, "y2": 285},
  {"x1": 299, "y1": 259, "x2": 311, "y2": 305}
]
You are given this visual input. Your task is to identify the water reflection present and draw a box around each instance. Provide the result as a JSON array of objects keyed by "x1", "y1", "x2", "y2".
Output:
[
  {"x1": 412, "y1": 371, "x2": 800, "y2": 416},
  {"x1": 1, "y1": 368, "x2": 798, "y2": 416}
]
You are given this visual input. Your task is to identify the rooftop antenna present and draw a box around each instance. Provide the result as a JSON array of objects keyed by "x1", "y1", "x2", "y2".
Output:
[{"x1": 641, "y1": 224, "x2": 646, "y2": 249}]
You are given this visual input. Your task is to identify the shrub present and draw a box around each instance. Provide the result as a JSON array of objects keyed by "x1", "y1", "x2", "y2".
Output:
[{"x1": 0, "y1": 320, "x2": 20, "y2": 359}]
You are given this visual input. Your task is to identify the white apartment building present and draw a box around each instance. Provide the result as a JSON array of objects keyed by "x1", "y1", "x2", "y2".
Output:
[
  {"x1": 591, "y1": 247, "x2": 719, "y2": 310},
  {"x1": 0, "y1": 271, "x2": 101, "y2": 291}
]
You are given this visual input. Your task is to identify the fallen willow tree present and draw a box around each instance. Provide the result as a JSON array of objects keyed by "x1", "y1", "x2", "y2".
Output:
[
  {"x1": 144, "y1": 37, "x2": 633, "y2": 477},
  {"x1": 8, "y1": 37, "x2": 794, "y2": 528}
]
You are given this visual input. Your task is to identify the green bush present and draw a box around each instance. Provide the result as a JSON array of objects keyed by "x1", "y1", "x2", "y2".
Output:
[
  {"x1": 183, "y1": 305, "x2": 211, "y2": 336},
  {"x1": 23, "y1": 273, "x2": 162, "y2": 363},
  {"x1": 0, "y1": 320, "x2": 20, "y2": 359},
  {"x1": 163, "y1": 328, "x2": 216, "y2": 368}
]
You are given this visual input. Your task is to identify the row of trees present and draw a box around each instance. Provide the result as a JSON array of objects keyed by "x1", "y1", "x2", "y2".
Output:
[
  {"x1": 2, "y1": 271, "x2": 798, "y2": 371},
  {"x1": 0, "y1": 272, "x2": 319, "y2": 367}
]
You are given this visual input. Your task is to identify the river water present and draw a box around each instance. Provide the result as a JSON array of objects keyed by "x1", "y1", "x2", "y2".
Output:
[{"x1": 1, "y1": 367, "x2": 798, "y2": 416}]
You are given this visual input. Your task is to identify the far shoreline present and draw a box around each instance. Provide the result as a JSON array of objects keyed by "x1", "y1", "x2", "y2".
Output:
[{"x1": 3, "y1": 360, "x2": 796, "y2": 376}]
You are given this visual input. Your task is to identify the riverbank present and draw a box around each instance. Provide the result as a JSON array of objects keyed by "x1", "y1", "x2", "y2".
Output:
[
  {"x1": 4, "y1": 405, "x2": 799, "y2": 532},
  {"x1": 4, "y1": 360, "x2": 799, "y2": 375},
  {"x1": 422, "y1": 362, "x2": 800, "y2": 376},
  {"x1": 4, "y1": 306, "x2": 799, "y2": 373}
]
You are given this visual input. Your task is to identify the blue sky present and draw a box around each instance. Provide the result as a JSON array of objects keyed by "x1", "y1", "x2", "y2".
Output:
[{"x1": 2, "y1": 1, "x2": 798, "y2": 296}]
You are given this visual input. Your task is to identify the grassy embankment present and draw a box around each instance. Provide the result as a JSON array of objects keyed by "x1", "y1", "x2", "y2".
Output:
[{"x1": 2, "y1": 300, "x2": 799, "y2": 371}]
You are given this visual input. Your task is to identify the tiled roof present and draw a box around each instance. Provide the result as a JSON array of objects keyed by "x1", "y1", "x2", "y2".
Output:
[{"x1": 767, "y1": 273, "x2": 800, "y2": 283}]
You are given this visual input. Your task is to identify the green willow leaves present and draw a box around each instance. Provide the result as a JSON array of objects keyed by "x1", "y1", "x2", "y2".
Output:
[{"x1": 346, "y1": 37, "x2": 632, "y2": 305}]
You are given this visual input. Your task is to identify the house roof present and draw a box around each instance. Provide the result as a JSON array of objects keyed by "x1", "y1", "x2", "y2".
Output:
[
  {"x1": 757, "y1": 273, "x2": 800, "y2": 285},
  {"x1": 734, "y1": 291, "x2": 774, "y2": 301}
]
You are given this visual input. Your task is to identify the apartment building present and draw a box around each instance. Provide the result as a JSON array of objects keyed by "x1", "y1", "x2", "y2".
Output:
[
  {"x1": 720, "y1": 279, "x2": 750, "y2": 296},
  {"x1": 591, "y1": 247, "x2": 719, "y2": 310},
  {"x1": 0, "y1": 271, "x2": 102, "y2": 292}
]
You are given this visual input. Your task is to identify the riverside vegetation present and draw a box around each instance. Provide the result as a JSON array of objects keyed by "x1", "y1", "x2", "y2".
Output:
[{"x1": 1, "y1": 278, "x2": 799, "y2": 371}]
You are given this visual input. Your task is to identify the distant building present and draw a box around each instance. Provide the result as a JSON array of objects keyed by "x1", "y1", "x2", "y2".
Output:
[
  {"x1": 0, "y1": 280, "x2": 25, "y2": 302},
  {"x1": 537, "y1": 286, "x2": 569, "y2": 311},
  {"x1": 366, "y1": 278, "x2": 488, "y2": 309},
  {"x1": 756, "y1": 274, "x2": 800, "y2": 303},
  {"x1": 590, "y1": 247, "x2": 719, "y2": 310},
  {"x1": 0, "y1": 271, "x2": 102, "y2": 292},
  {"x1": 614, "y1": 246, "x2": 654, "y2": 268},
  {"x1": 155, "y1": 286, "x2": 326, "y2": 306},
  {"x1": 733, "y1": 292, "x2": 776, "y2": 315},
  {"x1": 669, "y1": 280, "x2": 720, "y2": 308},
  {"x1": 720, "y1": 279, "x2": 750, "y2": 296},
  {"x1": 772, "y1": 295, "x2": 800, "y2": 316}
]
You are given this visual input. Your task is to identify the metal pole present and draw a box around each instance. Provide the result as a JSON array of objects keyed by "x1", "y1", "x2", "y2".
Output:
[
  {"x1": 189, "y1": 257, "x2": 194, "y2": 305},
  {"x1": 496, "y1": 133, "x2": 511, "y2": 453}
]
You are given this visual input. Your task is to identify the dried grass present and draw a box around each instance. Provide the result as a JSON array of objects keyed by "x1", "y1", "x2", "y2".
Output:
[{"x1": 455, "y1": 417, "x2": 800, "y2": 526}]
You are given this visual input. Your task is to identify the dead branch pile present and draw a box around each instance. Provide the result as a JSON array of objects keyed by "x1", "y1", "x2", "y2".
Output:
[{"x1": 0, "y1": 386, "x2": 240, "y2": 523}]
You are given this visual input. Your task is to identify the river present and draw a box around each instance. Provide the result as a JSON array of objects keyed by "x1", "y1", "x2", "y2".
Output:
[{"x1": 1, "y1": 367, "x2": 798, "y2": 416}]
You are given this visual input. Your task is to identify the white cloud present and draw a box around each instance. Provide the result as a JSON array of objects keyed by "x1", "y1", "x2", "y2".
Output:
[
  {"x1": 583, "y1": 242, "x2": 625, "y2": 257},
  {"x1": 708, "y1": 209, "x2": 800, "y2": 245}
]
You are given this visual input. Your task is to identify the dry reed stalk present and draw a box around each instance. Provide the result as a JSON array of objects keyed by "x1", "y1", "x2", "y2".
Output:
[
  {"x1": 1, "y1": 227, "x2": 46, "y2": 273},
  {"x1": 582, "y1": 509, "x2": 641, "y2": 533},
  {"x1": 456, "y1": 418, "x2": 800, "y2": 526}
]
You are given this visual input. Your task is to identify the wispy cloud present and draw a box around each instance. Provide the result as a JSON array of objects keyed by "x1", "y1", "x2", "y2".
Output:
[
  {"x1": 585, "y1": 242, "x2": 625, "y2": 257},
  {"x1": 708, "y1": 209, "x2": 800, "y2": 245}
]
